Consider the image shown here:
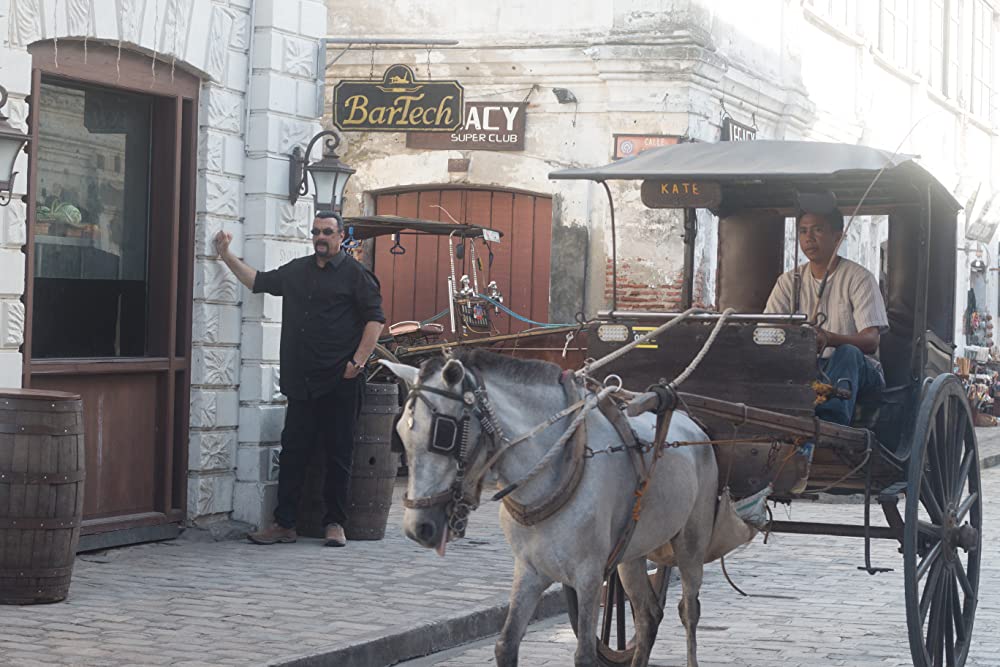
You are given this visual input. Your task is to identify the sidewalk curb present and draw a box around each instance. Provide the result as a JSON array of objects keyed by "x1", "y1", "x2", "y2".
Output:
[
  {"x1": 272, "y1": 584, "x2": 567, "y2": 667},
  {"x1": 981, "y1": 453, "x2": 1000, "y2": 470}
]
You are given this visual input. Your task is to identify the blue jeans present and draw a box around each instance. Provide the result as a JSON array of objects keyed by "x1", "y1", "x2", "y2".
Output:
[{"x1": 816, "y1": 345, "x2": 885, "y2": 426}]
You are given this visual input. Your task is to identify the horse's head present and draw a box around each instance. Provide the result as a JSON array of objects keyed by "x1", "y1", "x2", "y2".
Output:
[{"x1": 381, "y1": 356, "x2": 491, "y2": 556}]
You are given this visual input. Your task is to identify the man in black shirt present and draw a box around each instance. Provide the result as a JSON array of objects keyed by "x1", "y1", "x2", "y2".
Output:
[{"x1": 214, "y1": 211, "x2": 385, "y2": 547}]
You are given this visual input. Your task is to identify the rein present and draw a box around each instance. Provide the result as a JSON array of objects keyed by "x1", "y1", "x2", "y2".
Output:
[{"x1": 401, "y1": 367, "x2": 593, "y2": 536}]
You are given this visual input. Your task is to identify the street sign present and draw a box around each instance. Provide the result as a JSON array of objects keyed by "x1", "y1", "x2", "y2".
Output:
[
  {"x1": 333, "y1": 64, "x2": 464, "y2": 133},
  {"x1": 640, "y1": 180, "x2": 722, "y2": 209},
  {"x1": 721, "y1": 116, "x2": 756, "y2": 141},
  {"x1": 407, "y1": 102, "x2": 526, "y2": 151},
  {"x1": 613, "y1": 134, "x2": 681, "y2": 160}
]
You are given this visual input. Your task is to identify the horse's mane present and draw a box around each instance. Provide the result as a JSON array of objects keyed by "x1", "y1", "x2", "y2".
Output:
[{"x1": 418, "y1": 349, "x2": 563, "y2": 386}]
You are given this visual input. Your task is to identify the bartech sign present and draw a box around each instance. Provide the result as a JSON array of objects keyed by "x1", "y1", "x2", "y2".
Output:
[{"x1": 333, "y1": 64, "x2": 464, "y2": 133}]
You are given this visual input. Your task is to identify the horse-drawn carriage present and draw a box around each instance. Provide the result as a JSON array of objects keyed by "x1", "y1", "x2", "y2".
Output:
[
  {"x1": 344, "y1": 214, "x2": 586, "y2": 374},
  {"x1": 548, "y1": 140, "x2": 982, "y2": 666},
  {"x1": 385, "y1": 140, "x2": 981, "y2": 667}
]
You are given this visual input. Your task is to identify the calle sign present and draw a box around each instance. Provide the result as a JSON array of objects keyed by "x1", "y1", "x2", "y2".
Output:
[
  {"x1": 407, "y1": 102, "x2": 526, "y2": 151},
  {"x1": 333, "y1": 64, "x2": 464, "y2": 133},
  {"x1": 640, "y1": 180, "x2": 722, "y2": 209}
]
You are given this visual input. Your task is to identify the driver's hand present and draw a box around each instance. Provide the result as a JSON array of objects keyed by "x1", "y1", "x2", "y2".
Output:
[
  {"x1": 816, "y1": 328, "x2": 829, "y2": 352},
  {"x1": 343, "y1": 362, "x2": 361, "y2": 379}
]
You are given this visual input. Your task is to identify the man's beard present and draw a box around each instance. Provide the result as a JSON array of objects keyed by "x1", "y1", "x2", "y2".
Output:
[{"x1": 314, "y1": 240, "x2": 331, "y2": 256}]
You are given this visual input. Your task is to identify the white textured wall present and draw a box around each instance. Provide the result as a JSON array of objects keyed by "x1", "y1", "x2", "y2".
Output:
[{"x1": 0, "y1": 0, "x2": 327, "y2": 529}]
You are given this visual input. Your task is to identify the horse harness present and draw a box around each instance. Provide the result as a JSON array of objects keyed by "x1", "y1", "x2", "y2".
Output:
[
  {"x1": 400, "y1": 367, "x2": 499, "y2": 538},
  {"x1": 401, "y1": 365, "x2": 675, "y2": 569},
  {"x1": 401, "y1": 368, "x2": 591, "y2": 537}
]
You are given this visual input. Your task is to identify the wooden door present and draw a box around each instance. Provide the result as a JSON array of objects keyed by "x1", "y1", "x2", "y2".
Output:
[
  {"x1": 22, "y1": 43, "x2": 197, "y2": 550},
  {"x1": 373, "y1": 188, "x2": 553, "y2": 335}
]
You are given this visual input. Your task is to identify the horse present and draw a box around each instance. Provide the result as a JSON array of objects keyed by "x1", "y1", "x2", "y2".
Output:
[{"x1": 382, "y1": 350, "x2": 719, "y2": 667}]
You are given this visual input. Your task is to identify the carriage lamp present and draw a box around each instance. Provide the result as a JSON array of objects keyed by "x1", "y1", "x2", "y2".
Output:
[
  {"x1": 0, "y1": 85, "x2": 29, "y2": 206},
  {"x1": 288, "y1": 130, "x2": 355, "y2": 212}
]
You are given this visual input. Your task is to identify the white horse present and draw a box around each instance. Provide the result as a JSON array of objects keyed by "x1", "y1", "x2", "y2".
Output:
[{"x1": 383, "y1": 350, "x2": 719, "y2": 667}]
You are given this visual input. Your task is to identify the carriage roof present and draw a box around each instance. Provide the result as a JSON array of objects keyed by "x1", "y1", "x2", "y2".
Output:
[
  {"x1": 549, "y1": 140, "x2": 961, "y2": 215},
  {"x1": 342, "y1": 215, "x2": 502, "y2": 241}
]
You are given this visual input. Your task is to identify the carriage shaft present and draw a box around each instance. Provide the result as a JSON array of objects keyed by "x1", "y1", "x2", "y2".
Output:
[
  {"x1": 676, "y1": 392, "x2": 869, "y2": 450},
  {"x1": 768, "y1": 520, "x2": 902, "y2": 541}
]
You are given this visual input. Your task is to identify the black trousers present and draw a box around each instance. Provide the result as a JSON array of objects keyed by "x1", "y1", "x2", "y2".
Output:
[{"x1": 274, "y1": 378, "x2": 362, "y2": 529}]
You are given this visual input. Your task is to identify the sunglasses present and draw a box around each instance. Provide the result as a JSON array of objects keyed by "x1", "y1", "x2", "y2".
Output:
[{"x1": 311, "y1": 228, "x2": 340, "y2": 237}]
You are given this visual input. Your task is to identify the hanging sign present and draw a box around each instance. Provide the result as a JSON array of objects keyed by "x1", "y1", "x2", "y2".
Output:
[
  {"x1": 721, "y1": 116, "x2": 756, "y2": 142},
  {"x1": 613, "y1": 134, "x2": 681, "y2": 159},
  {"x1": 641, "y1": 180, "x2": 722, "y2": 209},
  {"x1": 333, "y1": 64, "x2": 464, "y2": 133},
  {"x1": 407, "y1": 102, "x2": 526, "y2": 151}
]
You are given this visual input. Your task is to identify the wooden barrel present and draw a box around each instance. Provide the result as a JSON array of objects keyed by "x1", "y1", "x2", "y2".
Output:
[
  {"x1": 297, "y1": 382, "x2": 400, "y2": 540},
  {"x1": 0, "y1": 389, "x2": 85, "y2": 604}
]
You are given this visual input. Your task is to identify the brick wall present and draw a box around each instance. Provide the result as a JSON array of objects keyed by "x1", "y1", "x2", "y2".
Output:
[{"x1": 604, "y1": 258, "x2": 684, "y2": 311}]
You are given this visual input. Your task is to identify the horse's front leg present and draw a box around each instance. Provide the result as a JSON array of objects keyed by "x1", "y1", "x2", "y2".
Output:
[
  {"x1": 618, "y1": 559, "x2": 665, "y2": 667},
  {"x1": 495, "y1": 559, "x2": 552, "y2": 667},
  {"x1": 570, "y1": 564, "x2": 605, "y2": 667}
]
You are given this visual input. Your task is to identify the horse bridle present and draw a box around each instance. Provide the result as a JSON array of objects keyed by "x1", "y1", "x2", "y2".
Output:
[{"x1": 400, "y1": 366, "x2": 505, "y2": 538}]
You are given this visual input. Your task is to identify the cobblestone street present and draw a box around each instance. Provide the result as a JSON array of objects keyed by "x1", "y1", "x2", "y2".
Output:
[
  {"x1": 403, "y1": 465, "x2": 1000, "y2": 667},
  {"x1": 0, "y1": 437, "x2": 997, "y2": 666},
  {"x1": 0, "y1": 484, "x2": 522, "y2": 666}
]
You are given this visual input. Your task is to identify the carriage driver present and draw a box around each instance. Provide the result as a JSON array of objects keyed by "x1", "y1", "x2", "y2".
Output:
[{"x1": 764, "y1": 207, "x2": 889, "y2": 425}]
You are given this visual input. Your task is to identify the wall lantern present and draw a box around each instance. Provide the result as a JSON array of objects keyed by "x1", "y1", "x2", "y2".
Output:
[
  {"x1": 0, "y1": 85, "x2": 29, "y2": 206},
  {"x1": 288, "y1": 130, "x2": 355, "y2": 212}
]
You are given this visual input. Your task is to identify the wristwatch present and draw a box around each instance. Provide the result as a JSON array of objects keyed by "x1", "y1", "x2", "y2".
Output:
[{"x1": 349, "y1": 359, "x2": 365, "y2": 370}]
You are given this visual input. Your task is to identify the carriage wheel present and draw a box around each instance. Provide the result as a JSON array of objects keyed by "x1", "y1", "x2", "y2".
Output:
[
  {"x1": 564, "y1": 564, "x2": 670, "y2": 666},
  {"x1": 904, "y1": 374, "x2": 982, "y2": 667},
  {"x1": 365, "y1": 343, "x2": 400, "y2": 382}
]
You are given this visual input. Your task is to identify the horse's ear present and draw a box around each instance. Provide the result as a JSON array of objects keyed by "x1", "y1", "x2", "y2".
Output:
[
  {"x1": 442, "y1": 359, "x2": 465, "y2": 386},
  {"x1": 378, "y1": 360, "x2": 419, "y2": 388}
]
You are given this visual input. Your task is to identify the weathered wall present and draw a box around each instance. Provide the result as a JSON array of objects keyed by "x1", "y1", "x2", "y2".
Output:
[
  {"x1": 326, "y1": 0, "x2": 814, "y2": 319},
  {"x1": 329, "y1": 0, "x2": 998, "y2": 350}
]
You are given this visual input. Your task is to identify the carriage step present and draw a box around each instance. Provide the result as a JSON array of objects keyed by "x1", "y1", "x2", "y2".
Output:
[{"x1": 877, "y1": 482, "x2": 907, "y2": 504}]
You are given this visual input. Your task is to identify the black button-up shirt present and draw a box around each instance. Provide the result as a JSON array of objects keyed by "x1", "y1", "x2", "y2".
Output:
[{"x1": 252, "y1": 251, "x2": 385, "y2": 400}]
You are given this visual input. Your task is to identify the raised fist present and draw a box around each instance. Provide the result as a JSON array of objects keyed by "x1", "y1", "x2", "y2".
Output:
[{"x1": 214, "y1": 230, "x2": 232, "y2": 256}]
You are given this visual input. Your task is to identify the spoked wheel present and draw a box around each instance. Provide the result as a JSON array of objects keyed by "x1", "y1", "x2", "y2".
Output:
[
  {"x1": 564, "y1": 564, "x2": 670, "y2": 666},
  {"x1": 905, "y1": 374, "x2": 982, "y2": 667},
  {"x1": 365, "y1": 343, "x2": 400, "y2": 382}
]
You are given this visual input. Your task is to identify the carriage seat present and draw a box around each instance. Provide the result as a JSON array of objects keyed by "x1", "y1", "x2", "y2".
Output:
[
  {"x1": 388, "y1": 321, "x2": 444, "y2": 338},
  {"x1": 850, "y1": 384, "x2": 884, "y2": 430}
]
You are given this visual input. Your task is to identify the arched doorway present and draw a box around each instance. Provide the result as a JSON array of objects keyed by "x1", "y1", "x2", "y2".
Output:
[{"x1": 372, "y1": 187, "x2": 553, "y2": 335}]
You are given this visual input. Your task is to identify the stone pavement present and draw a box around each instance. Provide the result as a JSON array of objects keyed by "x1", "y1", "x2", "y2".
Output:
[
  {"x1": 403, "y1": 463, "x2": 1000, "y2": 667},
  {"x1": 0, "y1": 483, "x2": 560, "y2": 667},
  {"x1": 1, "y1": 427, "x2": 998, "y2": 667}
]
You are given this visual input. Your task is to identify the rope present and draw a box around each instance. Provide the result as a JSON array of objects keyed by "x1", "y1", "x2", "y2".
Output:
[
  {"x1": 473, "y1": 294, "x2": 574, "y2": 328},
  {"x1": 421, "y1": 309, "x2": 450, "y2": 324},
  {"x1": 668, "y1": 308, "x2": 735, "y2": 389},
  {"x1": 721, "y1": 555, "x2": 749, "y2": 597},
  {"x1": 577, "y1": 307, "x2": 708, "y2": 379}
]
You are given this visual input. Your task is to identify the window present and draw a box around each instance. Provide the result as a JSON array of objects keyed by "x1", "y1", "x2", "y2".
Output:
[
  {"x1": 929, "y1": 0, "x2": 947, "y2": 92},
  {"x1": 929, "y1": 0, "x2": 962, "y2": 98},
  {"x1": 807, "y1": 0, "x2": 856, "y2": 29},
  {"x1": 969, "y1": 0, "x2": 995, "y2": 119},
  {"x1": 879, "y1": 0, "x2": 911, "y2": 67},
  {"x1": 31, "y1": 79, "x2": 153, "y2": 358}
]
